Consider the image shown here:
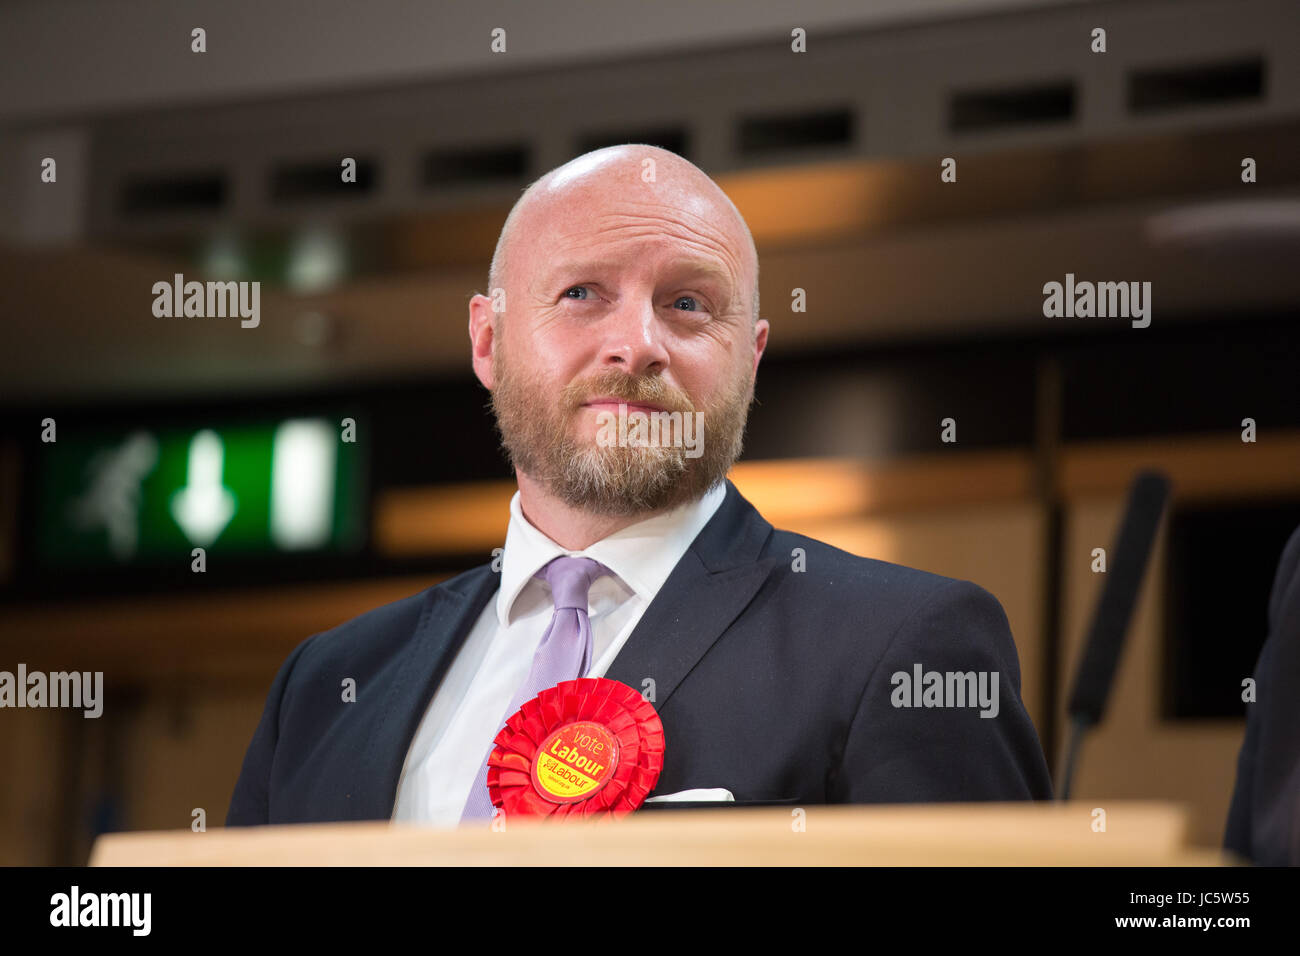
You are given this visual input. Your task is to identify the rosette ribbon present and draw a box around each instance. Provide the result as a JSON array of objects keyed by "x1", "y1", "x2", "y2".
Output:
[{"x1": 486, "y1": 677, "x2": 664, "y2": 819}]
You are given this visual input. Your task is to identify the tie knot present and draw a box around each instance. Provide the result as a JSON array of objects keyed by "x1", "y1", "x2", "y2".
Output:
[{"x1": 534, "y1": 555, "x2": 609, "y2": 612}]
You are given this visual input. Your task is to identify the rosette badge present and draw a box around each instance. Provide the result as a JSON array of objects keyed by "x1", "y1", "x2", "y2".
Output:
[{"x1": 486, "y1": 677, "x2": 664, "y2": 819}]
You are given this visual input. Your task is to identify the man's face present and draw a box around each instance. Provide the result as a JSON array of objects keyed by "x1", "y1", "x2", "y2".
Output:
[{"x1": 477, "y1": 177, "x2": 767, "y2": 516}]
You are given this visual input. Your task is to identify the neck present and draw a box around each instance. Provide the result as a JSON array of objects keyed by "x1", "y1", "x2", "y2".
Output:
[{"x1": 515, "y1": 471, "x2": 662, "y2": 550}]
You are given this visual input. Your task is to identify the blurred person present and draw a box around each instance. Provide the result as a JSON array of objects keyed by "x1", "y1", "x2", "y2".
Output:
[
  {"x1": 1224, "y1": 522, "x2": 1300, "y2": 865},
  {"x1": 227, "y1": 145, "x2": 1051, "y2": 826}
]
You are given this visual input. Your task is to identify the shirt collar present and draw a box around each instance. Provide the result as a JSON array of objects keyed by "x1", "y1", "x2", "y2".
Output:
[{"x1": 495, "y1": 480, "x2": 728, "y2": 627}]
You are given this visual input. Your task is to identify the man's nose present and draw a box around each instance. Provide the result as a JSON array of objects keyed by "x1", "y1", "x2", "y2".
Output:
[{"x1": 598, "y1": 299, "x2": 670, "y2": 376}]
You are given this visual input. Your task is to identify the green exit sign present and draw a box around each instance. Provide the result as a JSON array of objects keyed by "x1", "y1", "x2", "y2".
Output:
[{"x1": 36, "y1": 418, "x2": 365, "y2": 568}]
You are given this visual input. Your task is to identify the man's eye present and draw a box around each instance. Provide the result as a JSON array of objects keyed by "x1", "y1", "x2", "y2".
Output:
[
  {"x1": 672, "y1": 296, "x2": 701, "y2": 311},
  {"x1": 563, "y1": 286, "x2": 590, "y2": 300}
]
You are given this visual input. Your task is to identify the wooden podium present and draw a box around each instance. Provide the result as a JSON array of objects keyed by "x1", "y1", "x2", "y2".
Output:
[{"x1": 90, "y1": 801, "x2": 1230, "y2": 866}]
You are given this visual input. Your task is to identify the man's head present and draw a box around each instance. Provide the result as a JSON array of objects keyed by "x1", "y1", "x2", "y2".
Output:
[{"x1": 469, "y1": 144, "x2": 768, "y2": 517}]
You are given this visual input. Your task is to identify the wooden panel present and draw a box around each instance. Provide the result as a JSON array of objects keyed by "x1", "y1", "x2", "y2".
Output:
[
  {"x1": 732, "y1": 453, "x2": 1036, "y2": 523},
  {"x1": 0, "y1": 708, "x2": 64, "y2": 865},
  {"x1": 1060, "y1": 431, "x2": 1300, "y2": 501},
  {"x1": 90, "y1": 801, "x2": 1223, "y2": 866},
  {"x1": 373, "y1": 452, "x2": 1038, "y2": 556},
  {"x1": 1057, "y1": 498, "x2": 1249, "y2": 848},
  {"x1": 375, "y1": 481, "x2": 512, "y2": 556},
  {"x1": 122, "y1": 692, "x2": 273, "y2": 838},
  {"x1": 0, "y1": 576, "x2": 443, "y2": 682}
]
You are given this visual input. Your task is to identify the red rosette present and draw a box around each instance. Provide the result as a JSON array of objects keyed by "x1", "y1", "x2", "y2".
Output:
[{"x1": 485, "y1": 677, "x2": 664, "y2": 820}]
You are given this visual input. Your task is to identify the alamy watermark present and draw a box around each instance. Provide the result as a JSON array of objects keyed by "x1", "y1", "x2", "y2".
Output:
[
  {"x1": 890, "y1": 663, "x2": 1000, "y2": 718},
  {"x1": 1042, "y1": 273, "x2": 1151, "y2": 328},
  {"x1": 152, "y1": 273, "x2": 260, "y2": 328},
  {"x1": 0, "y1": 664, "x2": 103, "y2": 718},
  {"x1": 594, "y1": 403, "x2": 703, "y2": 458},
  {"x1": 50, "y1": 886, "x2": 150, "y2": 936}
]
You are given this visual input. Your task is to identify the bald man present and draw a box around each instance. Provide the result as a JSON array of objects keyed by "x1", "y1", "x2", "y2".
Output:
[{"x1": 228, "y1": 146, "x2": 1052, "y2": 827}]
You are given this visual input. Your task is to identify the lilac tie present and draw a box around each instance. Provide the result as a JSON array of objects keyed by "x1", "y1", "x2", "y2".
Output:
[{"x1": 460, "y1": 555, "x2": 610, "y2": 821}]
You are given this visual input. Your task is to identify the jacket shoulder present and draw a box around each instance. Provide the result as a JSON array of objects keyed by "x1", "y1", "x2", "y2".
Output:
[
  {"x1": 1268, "y1": 522, "x2": 1300, "y2": 629},
  {"x1": 767, "y1": 526, "x2": 978, "y2": 605},
  {"x1": 290, "y1": 563, "x2": 495, "y2": 669}
]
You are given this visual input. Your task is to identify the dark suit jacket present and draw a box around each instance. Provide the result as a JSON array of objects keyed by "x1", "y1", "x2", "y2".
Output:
[
  {"x1": 227, "y1": 479, "x2": 1052, "y2": 824},
  {"x1": 1224, "y1": 522, "x2": 1300, "y2": 865}
]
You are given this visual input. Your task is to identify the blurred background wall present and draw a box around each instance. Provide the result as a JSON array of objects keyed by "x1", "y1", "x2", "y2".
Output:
[{"x1": 1, "y1": 0, "x2": 1297, "y2": 863}]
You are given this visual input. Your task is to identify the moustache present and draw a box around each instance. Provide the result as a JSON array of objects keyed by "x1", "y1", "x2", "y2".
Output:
[{"x1": 561, "y1": 374, "x2": 695, "y2": 415}]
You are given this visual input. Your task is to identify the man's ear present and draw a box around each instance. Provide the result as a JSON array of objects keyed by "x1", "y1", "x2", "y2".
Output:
[
  {"x1": 468, "y1": 294, "x2": 497, "y2": 390},
  {"x1": 751, "y1": 318, "x2": 769, "y2": 379}
]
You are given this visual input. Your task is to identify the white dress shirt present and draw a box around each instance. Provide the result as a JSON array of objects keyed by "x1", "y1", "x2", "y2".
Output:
[{"x1": 391, "y1": 480, "x2": 727, "y2": 825}]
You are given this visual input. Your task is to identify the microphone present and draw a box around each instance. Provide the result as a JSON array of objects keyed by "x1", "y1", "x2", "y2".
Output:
[{"x1": 1057, "y1": 470, "x2": 1171, "y2": 799}]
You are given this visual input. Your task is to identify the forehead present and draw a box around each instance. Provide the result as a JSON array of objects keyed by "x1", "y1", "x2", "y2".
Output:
[
  {"x1": 527, "y1": 198, "x2": 746, "y2": 286},
  {"x1": 539, "y1": 245, "x2": 735, "y2": 287}
]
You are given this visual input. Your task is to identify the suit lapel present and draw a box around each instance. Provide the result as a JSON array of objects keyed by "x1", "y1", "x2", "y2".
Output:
[
  {"x1": 605, "y1": 480, "x2": 780, "y2": 710},
  {"x1": 354, "y1": 479, "x2": 776, "y2": 818},
  {"x1": 354, "y1": 564, "x2": 500, "y2": 820}
]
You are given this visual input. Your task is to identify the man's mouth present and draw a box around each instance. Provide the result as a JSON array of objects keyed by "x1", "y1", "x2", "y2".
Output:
[{"x1": 581, "y1": 397, "x2": 666, "y2": 414}]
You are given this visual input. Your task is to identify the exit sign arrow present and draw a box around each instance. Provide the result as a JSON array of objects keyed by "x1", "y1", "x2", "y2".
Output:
[{"x1": 169, "y1": 429, "x2": 237, "y2": 547}]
